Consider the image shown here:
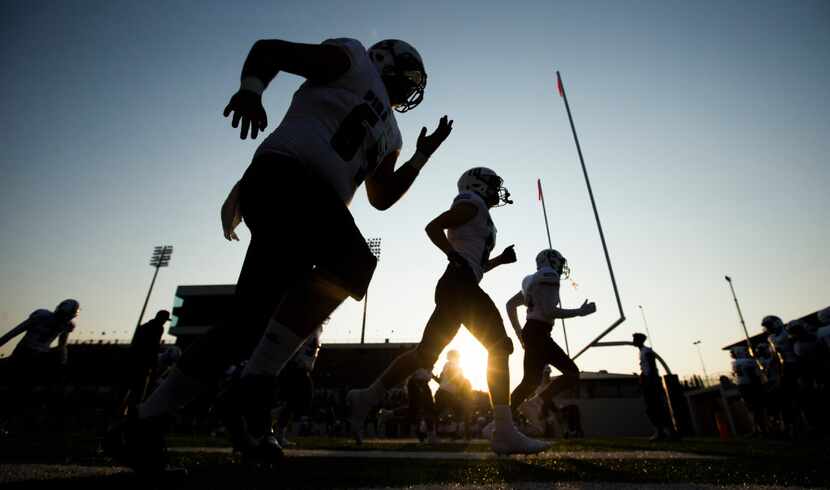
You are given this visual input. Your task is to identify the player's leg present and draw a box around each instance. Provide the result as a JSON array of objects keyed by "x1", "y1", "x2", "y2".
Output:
[
  {"x1": 537, "y1": 336, "x2": 579, "y2": 401},
  {"x1": 462, "y1": 283, "x2": 549, "y2": 454},
  {"x1": 241, "y1": 163, "x2": 376, "y2": 382},
  {"x1": 109, "y1": 156, "x2": 309, "y2": 471},
  {"x1": 510, "y1": 323, "x2": 546, "y2": 414},
  {"x1": 348, "y1": 268, "x2": 462, "y2": 442}
]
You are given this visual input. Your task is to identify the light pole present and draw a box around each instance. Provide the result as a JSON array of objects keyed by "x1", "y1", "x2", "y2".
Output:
[
  {"x1": 637, "y1": 305, "x2": 655, "y2": 350},
  {"x1": 724, "y1": 275, "x2": 754, "y2": 357},
  {"x1": 137, "y1": 245, "x2": 173, "y2": 330},
  {"x1": 360, "y1": 238, "x2": 381, "y2": 344},
  {"x1": 693, "y1": 340, "x2": 708, "y2": 381}
]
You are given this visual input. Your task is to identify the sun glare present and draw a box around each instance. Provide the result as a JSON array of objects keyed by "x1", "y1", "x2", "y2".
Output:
[{"x1": 435, "y1": 329, "x2": 490, "y2": 392}]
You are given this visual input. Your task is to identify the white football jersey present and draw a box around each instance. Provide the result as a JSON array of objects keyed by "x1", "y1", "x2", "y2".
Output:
[
  {"x1": 521, "y1": 266, "x2": 561, "y2": 324},
  {"x1": 255, "y1": 38, "x2": 403, "y2": 205},
  {"x1": 447, "y1": 192, "x2": 496, "y2": 282},
  {"x1": 20, "y1": 309, "x2": 74, "y2": 353}
]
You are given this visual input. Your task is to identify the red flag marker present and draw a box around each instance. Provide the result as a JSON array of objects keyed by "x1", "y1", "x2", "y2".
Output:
[{"x1": 537, "y1": 178, "x2": 543, "y2": 201}]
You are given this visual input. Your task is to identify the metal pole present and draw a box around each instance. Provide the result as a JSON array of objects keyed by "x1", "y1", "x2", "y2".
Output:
[
  {"x1": 693, "y1": 340, "x2": 709, "y2": 381},
  {"x1": 538, "y1": 179, "x2": 553, "y2": 249},
  {"x1": 539, "y1": 178, "x2": 569, "y2": 355},
  {"x1": 725, "y1": 276, "x2": 754, "y2": 357},
  {"x1": 557, "y1": 71, "x2": 625, "y2": 360},
  {"x1": 137, "y1": 265, "x2": 160, "y2": 329},
  {"x1": 638, "y1": 305, "x2": 655, "y2": 350},
  {"x1": 360, "y1": 238, "x2": 381, "y2": 344},
  {"x1": 360, "y1": 290, "x2": 368, "y2": 345}
]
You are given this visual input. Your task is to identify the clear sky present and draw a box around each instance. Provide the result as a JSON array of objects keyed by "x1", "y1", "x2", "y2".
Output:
[{"x1": 1, "y1": 0, "x2": 828, "y2": 390}]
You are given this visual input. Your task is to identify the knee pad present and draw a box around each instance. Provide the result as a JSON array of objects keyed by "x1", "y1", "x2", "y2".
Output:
[{"x1": 489, "y1": 336, "x2": 514, "y2": 356}]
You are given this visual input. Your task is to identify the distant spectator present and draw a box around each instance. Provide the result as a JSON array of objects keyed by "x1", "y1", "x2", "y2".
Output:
[
  {"x1": 118, "y1": 310, "x2": 170, "y2": 414},
  {"x1": 632, "y1": 332, "x2": 677, "y2": 441},
  {"x1": 434, "y1": 350, "x2": 472, "y2": 439},
  {"x1": 407, "y1": 368, "x2": 437, "y2": 443}
]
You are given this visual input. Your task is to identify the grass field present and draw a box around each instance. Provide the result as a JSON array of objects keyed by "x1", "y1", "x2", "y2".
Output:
[{"x1": 1, "y1": 433, "x2": 827, "y2": 488}]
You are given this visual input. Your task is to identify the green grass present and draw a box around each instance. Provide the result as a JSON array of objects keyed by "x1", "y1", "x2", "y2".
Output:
[{"x1": 1, "y1": 432, "x2": 827, "y2": 488}]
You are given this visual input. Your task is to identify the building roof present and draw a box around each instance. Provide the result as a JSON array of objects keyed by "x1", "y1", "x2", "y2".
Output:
[{"x1": 175, "y1": 284, "x2": 236, "y2": 296}]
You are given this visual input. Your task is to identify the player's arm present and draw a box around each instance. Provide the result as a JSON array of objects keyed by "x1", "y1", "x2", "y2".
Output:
[
  {"x1": 506, "y1": 291, "x2": 526, "y2": 346},
  {"x1": 551, "y1": 298, "x2": 596, "y2": 319},
  {"x1": 366, "y1": 116, "x2": 453, "y2": 210},
  {"x1": 484, "y1": 245, "x2": 516, "y2": 273},
  {"x1": 57, "y1": 330, "x2": 70, "y2": 365},
  {"x1": 425, "y1": 202, "x2": 477, "y2": 263},
  {"x1": 221, "y1": 180, "x2": 242, "y2": 241},
  {"x1": 0, "y1": 319, "x2": 31, "y2": 348},
  {"x1": 542, "y1": 281, "x2": 596, "y2": 319},
  {"x1": 223, "y1": 40, "x2": 351, "y2": 140}
]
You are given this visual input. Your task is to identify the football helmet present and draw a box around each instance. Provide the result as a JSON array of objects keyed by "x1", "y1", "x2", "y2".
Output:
[
  {"x1": 457, "y1": 167, "x2": 512, "y2": 207},
  {"x1": 55, "y1": 299, "x2": 80, "y2": 319},
  {"x1": 368, "y1": 39, "x2": 426, "y2": 113},
  {"x1": 535, "y1": 249, "x2": 570, "y2": 279},
  {"x1": 761, "y1": 315, "x2": 784, "y2": 334}
]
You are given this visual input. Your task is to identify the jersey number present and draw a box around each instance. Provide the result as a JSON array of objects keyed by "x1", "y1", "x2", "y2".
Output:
[{"x1": 330, "y1": 90, "x2": 388, "y2": 186}]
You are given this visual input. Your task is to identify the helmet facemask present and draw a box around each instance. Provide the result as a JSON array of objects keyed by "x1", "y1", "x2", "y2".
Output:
[
  {"x1": 536, "y1": 249, "x2": 570, "y2": 279},
  {"x1": 479, "y1": 174, "x2": 511, "y2": 207},
  {"x1": 369, "y1": 40, "x2": 427, "y2": 113}
]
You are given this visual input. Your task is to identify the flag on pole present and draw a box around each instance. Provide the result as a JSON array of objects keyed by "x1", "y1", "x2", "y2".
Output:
[
  {"x1": 537, "y1": 178, "x2": 543, "y2": 201},
  {"x1": 557, "y1": 76, "x2": 564, "y2": 97}
]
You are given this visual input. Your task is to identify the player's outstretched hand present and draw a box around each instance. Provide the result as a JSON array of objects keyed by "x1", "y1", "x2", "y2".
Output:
[
  {"x1": 416, "y1": 115, "x2": 453, "y2": 157},
  {"x1": 579, "y1": 300, "x2": 597, "y2": 316},
  {"x1": 500, "y1": 245, "x2": 517, "y2": 264},
  {"x1": 223, "y1": 89, "x2": 268, "y2": 139}
]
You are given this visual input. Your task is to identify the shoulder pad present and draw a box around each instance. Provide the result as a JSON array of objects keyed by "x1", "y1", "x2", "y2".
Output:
[{"x1": 29, "y1": 309, "x2": 52, "y2": 320}]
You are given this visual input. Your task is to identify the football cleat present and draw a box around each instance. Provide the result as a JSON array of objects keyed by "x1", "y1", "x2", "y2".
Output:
[{"x1": 491, "y1": 425, "x2": 551, "y2": 455}]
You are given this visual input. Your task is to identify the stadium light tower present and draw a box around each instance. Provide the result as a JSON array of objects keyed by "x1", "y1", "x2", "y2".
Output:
[
  {"x1": 692, "y1": 340, "x2": 709, "y2": 381},
  {"x1": 360, "y1": 238, "x2": 382, "y2": 344},
  {"x1": 637, "y1": 305, "x2": 655, "y2": 350},
  {"x1": 136, "y1": 245, "x2": 173, "y2": 329}
]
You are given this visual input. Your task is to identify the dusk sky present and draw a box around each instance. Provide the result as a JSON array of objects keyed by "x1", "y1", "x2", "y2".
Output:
[{"x1": 1, "y1": 0, "x2": 827, "y2": 390}]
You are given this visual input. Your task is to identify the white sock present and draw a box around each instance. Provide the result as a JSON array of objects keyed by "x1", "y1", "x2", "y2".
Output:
[
  {"x1": 138, "y1": 367, "x2": 207, "y2": 420},
  {"x1": 242, "y1": 320, "x2": 304, "y2": 378},
  {"x1": 493, "y1": 405, "x2": 514, "y2": 433}
]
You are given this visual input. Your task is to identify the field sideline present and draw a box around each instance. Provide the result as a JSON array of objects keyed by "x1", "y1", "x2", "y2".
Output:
[{"x1": 0, "y1": 434, "x2": 827, "y2": 488}]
